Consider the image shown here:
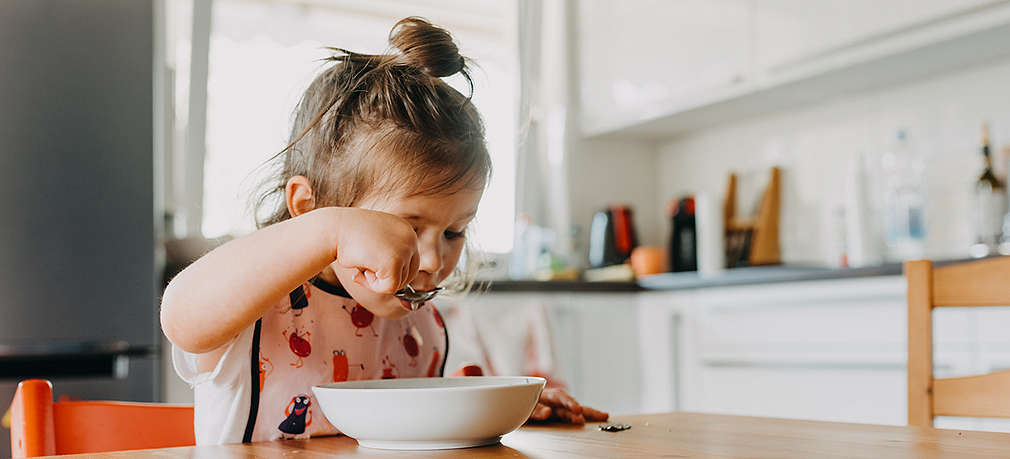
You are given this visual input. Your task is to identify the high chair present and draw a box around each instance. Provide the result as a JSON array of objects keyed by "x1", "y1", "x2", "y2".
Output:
[
  {"x1": 906, "y1": 257, "x2": 1010, "y2": 427},
  {"x1": 8, "y1": 379, "x2": 194, "y2": 457}
]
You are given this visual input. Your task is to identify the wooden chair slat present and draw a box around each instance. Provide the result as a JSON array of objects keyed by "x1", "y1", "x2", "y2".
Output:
[
  {"x1": 934, "y1": 370, "x2": 1010, "y2": 418},
  {"x1": 932, "y1": 257, "x2": 1010, "y2": 307}
]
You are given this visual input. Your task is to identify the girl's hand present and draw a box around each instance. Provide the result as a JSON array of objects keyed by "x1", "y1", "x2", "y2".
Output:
[
  {"x1": 333, "y1": 208, "x2": 420, "y2": 294},
  {"x1": 528, "y1": 388, "x2": 609, "y2": 425}
]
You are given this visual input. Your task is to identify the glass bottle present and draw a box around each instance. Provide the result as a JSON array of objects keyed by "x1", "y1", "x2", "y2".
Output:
[
  {"x1": 881, "y1": 129, "x2": 926, "y2": 261},
  {"x1": 972, "y1": 123, "x2": 1007, "y2": 257}
]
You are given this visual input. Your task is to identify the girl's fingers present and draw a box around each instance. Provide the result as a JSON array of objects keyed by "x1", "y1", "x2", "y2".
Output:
[
  {"x1": 409, "y1": 251, "x2": 420, "y2": 283},
  {"x1": 365, "y1": 270, "x2": 394, "y2": 294},
  {"x1": 403, "y1": 252, "x2": 419, "y2": 291},
  {"x1": 371, "y1": 264, "x2": 407, "y2": 294},
  {"x1": 528, "y1": 402, "x2": 603, "y2": 425},
  {"x1": 529, "y1": 403, "x2": 551, "y2": 421},
  {"x1": 550, "y1": 407, "x2": 585, "y2": 425},
  {"x1": 398, "y1": 257, "x2": 409, "y2": 291},
  {"x1": 582, "y1": 406, "x2": 609, "y2": 422},
  {"x1": 539, "y1": 388, "x2": 583, "y2": 415}
]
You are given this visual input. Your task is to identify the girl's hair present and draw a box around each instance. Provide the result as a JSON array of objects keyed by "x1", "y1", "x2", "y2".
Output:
[{"x1": 255, "y1": 16, "x2": 491, "y2": 227}]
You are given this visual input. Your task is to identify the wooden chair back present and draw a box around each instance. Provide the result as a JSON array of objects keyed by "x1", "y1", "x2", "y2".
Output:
[{"x1": 906, "y1": 257, "x2": 1010, "y2": 426}]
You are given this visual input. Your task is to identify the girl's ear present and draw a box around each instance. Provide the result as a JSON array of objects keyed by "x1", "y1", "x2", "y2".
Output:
[{"x1": 285, "y1": 175, "x2": 317, "y2": 217}]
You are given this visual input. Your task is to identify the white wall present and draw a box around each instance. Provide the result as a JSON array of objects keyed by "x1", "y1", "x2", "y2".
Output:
[
  {"x1": 652, "y1": 58, "x2": 1010, "y2": 265},
  {"x1": 571, "y1": 138, "x2": 661, "y2": 251}
]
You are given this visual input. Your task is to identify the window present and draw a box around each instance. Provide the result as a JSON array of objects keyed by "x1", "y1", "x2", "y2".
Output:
[{"x1": 179, "y1": 0, "x2": 516, "y2": 254}]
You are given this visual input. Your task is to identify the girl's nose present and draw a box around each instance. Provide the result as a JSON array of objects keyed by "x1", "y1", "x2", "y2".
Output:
[{"x1": 416, "y1": 238, "x2": 443, "y2": 282}]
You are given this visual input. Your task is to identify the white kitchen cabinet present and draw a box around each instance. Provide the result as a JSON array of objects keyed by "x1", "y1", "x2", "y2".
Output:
[
  {"x1": 552, "y1": 294, "x2": 644, "y2": 415},
  {"x1": 677, "y1": 277, "x2": 909, "y2": 424},
  {"x1": 577, "y1": 0, "x2": 1010, "y2": 139},
  {"x1": 698, "y1": 367, "x2": 907, "y2": 424},
  {"x1": 576, "y1": 0, "x2": 751, "y2": 136},
  {"x1": 754, "y1": 0, "x2": 992, "y2": 74},
  {"x1": 671, "y1": 275, "x2": 1010, "y2": 432}
]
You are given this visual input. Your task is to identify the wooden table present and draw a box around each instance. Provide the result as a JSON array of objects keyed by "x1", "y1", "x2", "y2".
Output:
[{"x1": 55, "y1": 412, "x2": 1010, "y2": 458}]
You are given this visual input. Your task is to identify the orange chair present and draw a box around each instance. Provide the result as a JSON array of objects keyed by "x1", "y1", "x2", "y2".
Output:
[{"x1": 8, "y1": 379, "x2": 194, "y2": 457}]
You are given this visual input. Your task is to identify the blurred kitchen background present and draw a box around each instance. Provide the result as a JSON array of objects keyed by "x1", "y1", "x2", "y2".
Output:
[{"x1": 6, "y1": 0, "x2": 1010, "y2": 455}]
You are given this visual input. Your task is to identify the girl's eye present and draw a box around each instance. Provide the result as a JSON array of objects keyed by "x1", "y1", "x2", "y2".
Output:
[{"x1": 444, "y1": 229, "x2": 465, "y2": 240}]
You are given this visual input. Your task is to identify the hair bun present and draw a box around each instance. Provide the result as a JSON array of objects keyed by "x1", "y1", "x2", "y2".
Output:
[{"x1": 389, "y1": 17, "x2": 465, "y2": 78}]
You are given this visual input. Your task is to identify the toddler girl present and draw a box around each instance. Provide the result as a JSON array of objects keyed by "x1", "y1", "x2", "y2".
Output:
[{"x1": 161, "y1": 17, "x2": 606, "y2": 445}]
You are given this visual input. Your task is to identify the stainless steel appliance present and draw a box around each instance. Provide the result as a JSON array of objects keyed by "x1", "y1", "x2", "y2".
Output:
[{"x1": 0, "y1": 1, "x2": 159, "y2": 455}]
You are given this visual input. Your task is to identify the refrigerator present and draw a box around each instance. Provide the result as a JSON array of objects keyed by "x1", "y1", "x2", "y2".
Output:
[{"x1": 0, "y1": 1, "x2": 160, "y2": 456}]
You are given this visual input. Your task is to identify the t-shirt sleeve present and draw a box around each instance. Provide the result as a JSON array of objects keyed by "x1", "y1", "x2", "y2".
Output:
[{"x1": 172, "y1": 324, "x2": 255, "y2": 387}]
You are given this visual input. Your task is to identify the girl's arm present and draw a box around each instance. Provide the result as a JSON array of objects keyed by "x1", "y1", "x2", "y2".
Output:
[{"x1": 161, "y1": 207, "x2": 418, "y2": 354}]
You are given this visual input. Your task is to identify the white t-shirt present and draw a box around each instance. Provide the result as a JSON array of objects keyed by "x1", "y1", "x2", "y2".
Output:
[{"x1": 173, "y1": 279, "x2": 449, "y2": 444}]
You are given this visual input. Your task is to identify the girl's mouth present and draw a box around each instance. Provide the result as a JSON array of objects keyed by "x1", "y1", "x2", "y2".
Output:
[{"x1": 398, "y1": 298, "x2": 425, "y2": 311}]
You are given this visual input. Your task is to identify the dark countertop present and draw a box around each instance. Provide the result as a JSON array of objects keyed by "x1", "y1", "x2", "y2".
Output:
[
  {"x1": 482, "y1": 264, "x2": 900, "y2": 293},
  {"x1": 479, "y1": 279, "x2": 644, "y2": 292},
  {"x1": 482, "y1": 257, "x2": 994, "y2": 293},
  {"x1": 634, "y1": 263, "x2": 904, "y2": 291},
  {"x1": 480, "y1": 260, "x2": 909, "y2": 291}
]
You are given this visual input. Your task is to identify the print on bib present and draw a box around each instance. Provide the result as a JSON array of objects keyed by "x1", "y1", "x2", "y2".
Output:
[
  {"x1": 400, "y1": 330, "x2": 419, "y2": 367},
  {"x1": 284, "y1": 328, "x2": 312, "y2": 368},
  {"x1": 285, "y1": 285, "x2": 310, "y2": 317},
  {"x1": 278, "y1": 395, "x2": 312, "y2": 437},
  {"x1": 432, "y1": 307, "x2": 445, "y2": 329},
  {"x1": 427, "y1": 347, "x2": 441, "y2": 377},
  {"x1": 332, "y1": 349, "x2": 364, "y2": 382},
  {"x1": 380, "y1": 355, "x2": 399, "y2": 379},
  {"x1": 343, "y1": 304, "x2": 378, "y2": 337},
  {"x1": 259, "y1": 356, "x2": 274, "y2": 392}
]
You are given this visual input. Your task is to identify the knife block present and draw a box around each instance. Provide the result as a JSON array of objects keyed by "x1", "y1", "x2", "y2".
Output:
[{"x1": 723, "y1": 167, "x2": 781, "y2": 267}]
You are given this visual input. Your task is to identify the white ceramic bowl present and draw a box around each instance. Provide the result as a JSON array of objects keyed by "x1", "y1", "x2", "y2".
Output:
[{"x1": 312, "y1": 376, "x2": 545, "y2": 450}]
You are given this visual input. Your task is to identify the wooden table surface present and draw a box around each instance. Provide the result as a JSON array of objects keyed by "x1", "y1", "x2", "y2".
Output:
[{"x1": 54, "y1": 412, "x2": 1010, "y2": 458}]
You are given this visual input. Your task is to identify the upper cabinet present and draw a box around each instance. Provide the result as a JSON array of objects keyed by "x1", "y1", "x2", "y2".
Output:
[
  {"x1": 578, "y1": 0, "x2": 1010, "y2": 140},
  {"x1": 754, "y1": 0, "x2": 990, "y2": 73},
  {"x1": 576, "y1": 0, "x2": 751, "y2": 137}
]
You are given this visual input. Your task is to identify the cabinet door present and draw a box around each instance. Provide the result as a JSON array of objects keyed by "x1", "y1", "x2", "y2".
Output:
[
  {"x1": 699, "y1": 367, "x2": 907, "y2": 424},
  {"x1": 551, "y1": 293, "x2": 645, "y2": 415},
  {"x1": 681, "y1": 277, "x2": 909, "y2": 424},
  {"x1": 577, "y1": 0, "x2": 751, "y2": 134},
  {"x1": 754, "y1": 0, "x2": 992, "y2": 73}
]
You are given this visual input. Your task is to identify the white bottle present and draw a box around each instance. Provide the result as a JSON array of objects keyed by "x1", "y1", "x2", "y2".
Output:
[
  {"x1": 844, "y1": 151, "x2": 882, "y2": 267},
  {"x1": 880, "y1": 129, "x2": 926, "y2": 261}
]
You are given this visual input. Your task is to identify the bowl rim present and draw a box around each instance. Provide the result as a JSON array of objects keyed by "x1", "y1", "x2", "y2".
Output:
[{"x1": 313, "y1": 376, "x2": 546, "y2": 393}]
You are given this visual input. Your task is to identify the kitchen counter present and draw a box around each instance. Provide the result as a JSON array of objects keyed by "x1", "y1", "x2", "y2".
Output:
[
  {"x1": 480, "y1": 264, "x2": 901, "y2": 293},
  {"x1": 480, "y1": 279, "x2": 643, "y2": 292},
  {"x1": 482, "y1": 262, "x2": 900, "y2": 293},
  {"x1": 636, "y1": 263, "x2": 904, "y2": 291},
  {"x1": 483, "y1": 257, "x2": 994, "y2": 293}
]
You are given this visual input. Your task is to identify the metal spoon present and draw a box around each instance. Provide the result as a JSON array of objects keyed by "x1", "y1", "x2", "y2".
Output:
[{"x1": 394, "y1": 285, "x2": 443, "y2": 310}]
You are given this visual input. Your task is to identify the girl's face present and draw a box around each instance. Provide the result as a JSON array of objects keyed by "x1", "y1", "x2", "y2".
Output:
[{"x1": 323, "y1": 185, "x2": 483, "y2": 318}]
